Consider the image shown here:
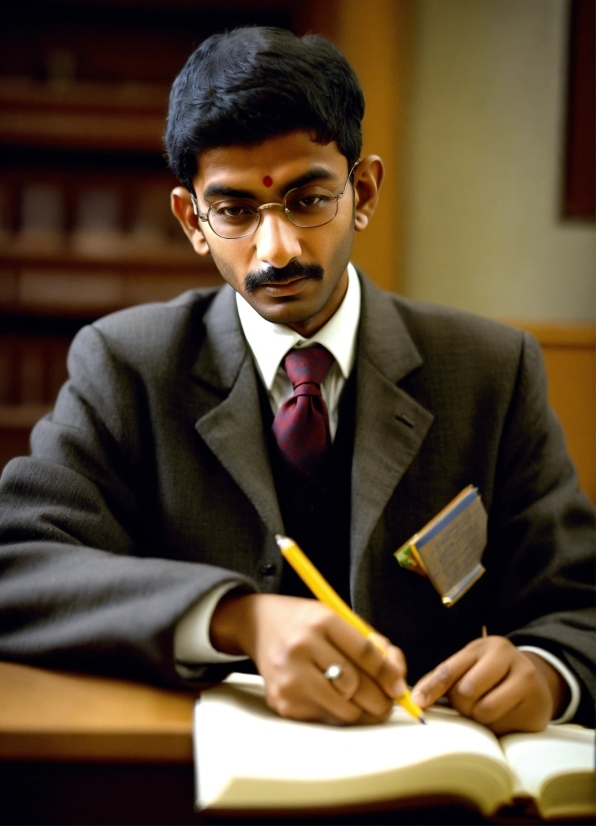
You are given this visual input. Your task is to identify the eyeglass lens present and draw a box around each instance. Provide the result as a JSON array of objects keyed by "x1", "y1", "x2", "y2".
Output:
[{"x1": 207, "y1": 185, "x2": 340, "y2": 239}]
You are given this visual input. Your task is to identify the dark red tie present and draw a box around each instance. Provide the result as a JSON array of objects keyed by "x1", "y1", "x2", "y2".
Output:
[{"x1": 272, "y1": 345, "x2": 335, "y2": 477}]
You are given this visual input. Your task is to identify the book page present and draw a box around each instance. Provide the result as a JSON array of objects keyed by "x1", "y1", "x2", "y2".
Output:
[
  {"x1": 500, "y1": 725, "x2": 595, "y2": 819},
  {"x1": 194, "y1": 676, "x2": 513, "y2": 814}
]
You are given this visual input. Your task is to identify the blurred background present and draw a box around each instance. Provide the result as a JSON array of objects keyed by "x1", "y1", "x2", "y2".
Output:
[{"x1": 0, "y1": 0, "x2": 593, "y2": 499}]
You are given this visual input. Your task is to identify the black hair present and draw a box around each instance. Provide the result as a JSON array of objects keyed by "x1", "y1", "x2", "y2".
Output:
[{"x1": 165, "y1": 27, "x2": 364, "y2": 193}]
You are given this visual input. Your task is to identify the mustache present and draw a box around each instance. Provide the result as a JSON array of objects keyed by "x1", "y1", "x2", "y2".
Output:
[{"x1": 244, "y1": 261, "x2": 324, "y2": 294}]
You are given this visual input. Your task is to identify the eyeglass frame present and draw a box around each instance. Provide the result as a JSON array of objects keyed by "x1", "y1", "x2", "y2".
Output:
[{"x1": 190, "y1": 163, "x2": 358, "y2": 240}]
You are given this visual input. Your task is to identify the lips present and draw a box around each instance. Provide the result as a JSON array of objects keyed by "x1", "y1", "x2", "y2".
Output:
[
  {"x1": 262, "y1": 276, "x2": 307, "y2": 287},
  {"x1": 260, "y1": 277, "x2": 309, "y2": 295}
]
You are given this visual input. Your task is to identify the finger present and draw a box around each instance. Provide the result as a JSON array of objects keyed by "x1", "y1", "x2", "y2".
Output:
[
  {"x1": 266, "y1": 660, "x2": 363, "y2": 725},
  {"x1": 349, "y1": 672, "x2": 395, "y2": 720},
  {"x1": 411, "y1": 646, "x2": 482, "y2": 709},
  {"x1": 447, "y1": 646, "x2": 512, "y2": 716},
  {"x1": 481, "y1": 694, "x2": 551, "y2": 736},
  {"x1": 467, "y1": 653, "x2": 551, "y2": 732},
  {"x1": 313, "y1": 646, "x2": 360, "y2": 701},
  {"x1": 374, "y1": 642, "x2": 409, "y2": 701},
  {"x1": 311, "y1": 674, "x2": 370, "y2": 725},
  {"x1": 312, "y1": 644, "x2": 393, "y2": 720},
  {"x1": 483, "y1": 700, "x2": 529, "y2": 736},
  {"x1": 467, "y1": 673, "x2": 524, "y2": 727},
  {"x1": 326, "y1": 616, "x2": 407, "y2": 699},
  {"x1": 368, "y1": 631, "x2": 409, "y2": 694},
  {"x1": 447, "y1": 637, "x2": 535, "y2": 719},
  {"x1": 271, "y1": 692, "x2": 358, "y2": 726}
]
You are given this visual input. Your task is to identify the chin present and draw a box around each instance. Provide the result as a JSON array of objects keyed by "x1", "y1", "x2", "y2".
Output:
[{"x1": 256, "y1": 298, "x2": 319, "y2": 327}]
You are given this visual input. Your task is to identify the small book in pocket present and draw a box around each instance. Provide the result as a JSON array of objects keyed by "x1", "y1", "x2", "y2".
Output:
[{"x1": 395, "y1": 485, "x2": 487, "y2": 606}]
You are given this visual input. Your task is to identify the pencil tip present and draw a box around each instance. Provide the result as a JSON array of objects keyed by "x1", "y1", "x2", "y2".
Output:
[{"x1": 419, "y1": 716, "x2": 427, "y2": 725}]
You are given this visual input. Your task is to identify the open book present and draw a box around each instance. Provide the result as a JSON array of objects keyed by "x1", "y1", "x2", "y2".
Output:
[{"x1": 193, "y1": 674, "x2": 595, "y2": 819}]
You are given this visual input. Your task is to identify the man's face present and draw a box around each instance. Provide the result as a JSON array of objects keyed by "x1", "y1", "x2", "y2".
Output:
[{"x1": 188, "y1": 132, "x2": 356, "y2": 337}]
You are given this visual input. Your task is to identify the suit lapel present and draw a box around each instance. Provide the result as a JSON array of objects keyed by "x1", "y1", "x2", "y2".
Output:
[
  {"x1": 190, "y1": 278, "x2": 433, "y2": 569},
  {"x1": 192, "y1": 286, "x2": 284, "y2": 538},
  {"x1": 350, "y1": 276, "x2": 434, "y2": 580}
]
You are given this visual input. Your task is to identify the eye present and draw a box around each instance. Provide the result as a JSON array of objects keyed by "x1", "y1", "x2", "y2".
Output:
[
  {"x1": 212, "y1": 202, "x2": 258, "y2": 221},
  {"x1": 296, "y1": 195, "x2": 323, "y2": 208},
  {"x1": 289, "y1": 190, "x2": 333, "y2": 212}
]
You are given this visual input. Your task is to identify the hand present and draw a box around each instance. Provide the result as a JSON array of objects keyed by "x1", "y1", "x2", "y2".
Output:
[
  {"x1": 210, "y1": 592, "x2": 407, "y2": 725},
  {"x1": 411, "y1": 635, "x2": 568, "y2": 734}
]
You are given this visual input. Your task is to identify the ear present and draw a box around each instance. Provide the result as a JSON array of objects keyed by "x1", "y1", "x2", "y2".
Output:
[
  {"x1": 352, "y1": 155, "x2": 384, "y2": 232},
  {"x1": 170, "y1": 187, "x2": 211, "y2": 256}
]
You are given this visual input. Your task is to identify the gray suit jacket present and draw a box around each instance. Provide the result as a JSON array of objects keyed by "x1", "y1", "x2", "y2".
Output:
[{"x1": 0, "y1": 273, "x2": 594, "y2": 723}]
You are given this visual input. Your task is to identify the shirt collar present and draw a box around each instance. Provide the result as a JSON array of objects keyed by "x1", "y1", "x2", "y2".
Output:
[{"x1": 236, "y1": 263, "x2": 361, "y2": 390}]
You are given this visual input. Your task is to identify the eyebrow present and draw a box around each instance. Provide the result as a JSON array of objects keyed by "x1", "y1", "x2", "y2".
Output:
[{"x1": 202, "y1": 166, "x2": 340, "y2": 201}]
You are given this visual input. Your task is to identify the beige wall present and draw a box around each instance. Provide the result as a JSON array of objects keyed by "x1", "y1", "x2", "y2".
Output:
[{"x1": 402, "y1": 0, "x2": 595, "y2": 320}]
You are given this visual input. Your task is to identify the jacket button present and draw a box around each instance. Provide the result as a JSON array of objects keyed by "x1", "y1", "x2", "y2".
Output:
[{"x1": 260, "y1": 563, "x2": 277, "y2": 576}]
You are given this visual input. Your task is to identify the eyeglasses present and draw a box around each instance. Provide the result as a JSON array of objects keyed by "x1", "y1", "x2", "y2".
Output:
[{"x1": 191, "y1": 164, "x2": 357, "y2": 240}]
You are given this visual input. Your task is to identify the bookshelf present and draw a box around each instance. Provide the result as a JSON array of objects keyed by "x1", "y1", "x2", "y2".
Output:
[{"x1": 0, "y1": 0, "x2": 314, "y2": 469}]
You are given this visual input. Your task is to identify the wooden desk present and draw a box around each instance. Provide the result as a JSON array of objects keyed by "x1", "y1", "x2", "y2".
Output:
[
  {"x1": 1, "y1": 661, "x2": 588, "y2": 826},
  {"x1": 0, "y1": 661, "x2": 204, "y2": 825},
  {"x1": 0, "y1": 660, "x2": 198, "y2": 763}
]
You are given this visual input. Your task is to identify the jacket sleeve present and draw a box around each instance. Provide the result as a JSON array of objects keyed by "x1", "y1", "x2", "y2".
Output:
[
  {"x1": 0, "y1": 323, "x2": 255, "y2": 687},
  {"x1": 487, "y1": 331, "x2": 595, "y2": 724}
]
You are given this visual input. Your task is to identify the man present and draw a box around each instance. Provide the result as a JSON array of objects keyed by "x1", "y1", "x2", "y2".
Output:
[{"x1": 0, "y1": 28, "x2": 594, "y2": 733}]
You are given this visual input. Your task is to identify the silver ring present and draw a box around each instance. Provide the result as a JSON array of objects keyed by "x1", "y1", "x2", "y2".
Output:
[{"x1": 323, "y1": 663, "x2": 344, "y2": 682}]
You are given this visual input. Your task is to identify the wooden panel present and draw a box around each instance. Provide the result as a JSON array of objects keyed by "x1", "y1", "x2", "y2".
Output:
[
  {"x1": 507, "y1": 322, "x2": 595, "y2": 503},
  {"x1": 310, "y1": 0, "x2": 413, "y2": 294}
]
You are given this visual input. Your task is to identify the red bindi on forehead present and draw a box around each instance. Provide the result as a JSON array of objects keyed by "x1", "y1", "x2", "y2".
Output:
[{"x1": 262, "y1": 175, "x2": 273, "y2": 188}]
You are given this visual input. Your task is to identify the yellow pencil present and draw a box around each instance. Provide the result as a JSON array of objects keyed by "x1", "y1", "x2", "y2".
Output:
[{"x1": 275, "y1": 534, "x2": 426, "y2": 724}]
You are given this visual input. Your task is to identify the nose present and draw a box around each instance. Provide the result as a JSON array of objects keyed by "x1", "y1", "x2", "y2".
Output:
[{"x1": 254, "y1": 207, "x2": 302, "y2": 269}]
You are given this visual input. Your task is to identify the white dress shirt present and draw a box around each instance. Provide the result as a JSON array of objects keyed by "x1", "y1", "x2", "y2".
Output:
[
  {"x1": 173, "y1": 264, "x2": 579, "y2": 722},
  {"x1": 236, "y1": 261, "x2": 361, "y2": 438}
]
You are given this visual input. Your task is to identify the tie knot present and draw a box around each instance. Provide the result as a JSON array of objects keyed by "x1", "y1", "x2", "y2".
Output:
[{"x1": 283, "y1": 345, "x2": 335, "y2": 390}]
